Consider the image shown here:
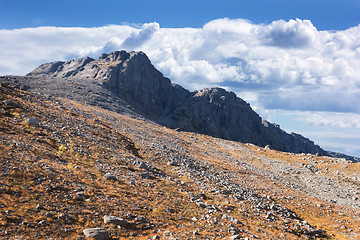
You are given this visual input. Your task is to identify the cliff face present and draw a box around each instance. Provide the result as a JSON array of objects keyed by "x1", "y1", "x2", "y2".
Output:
[
  {"x1": 27, "y1": 50, "x2": 323, "y2": 154},
  {"x1": 27, "y1": 51, "x2": 190, "y2": 120},
  {"x1": 161, "y1": 87, "x2": 322, "y2": 154}
]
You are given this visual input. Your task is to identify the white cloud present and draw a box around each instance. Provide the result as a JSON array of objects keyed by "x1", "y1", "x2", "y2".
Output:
[
  {"x1": 304, "y1": 112, "x2": 360, "y2": 129},
  {"x1": 262, "y1": 19, "x2": 319, "y2": 48},
  {"x1": 1, "y1": 18, "x2": 360, "y2": 115},
  {"x1": 117, "y1": 22, "x2": 160, "y2": 50},
  {"x1": 0, "y1": 25, "x2": 136, "y2": 74}
]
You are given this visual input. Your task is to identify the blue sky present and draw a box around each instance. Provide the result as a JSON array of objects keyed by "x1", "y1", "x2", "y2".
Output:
[
  {"x1": 1, "y1": 0, "x2": 360, "y2": 157},
  {"x1": 1, "y1": 0, "x2": 359, "y2": 30}
]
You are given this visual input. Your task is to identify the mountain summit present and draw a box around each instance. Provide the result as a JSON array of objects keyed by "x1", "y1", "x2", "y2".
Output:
[{"x1": 26, "y1": 50, "x2": 322, "y2": 154}]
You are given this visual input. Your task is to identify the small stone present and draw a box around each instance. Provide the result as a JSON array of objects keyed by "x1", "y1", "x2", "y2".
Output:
[
  {"x1": 167, "y1": 207, "x2": 176, "y2": 214},
  {"x1": 141, "y1": 172, "x2": 151, "y2": 178},
  {"x1": 27, "y1": 117, "x2": 41, "y2": 126},
  {"x1": 35, "y1": 204, "x2": 44, "y2": 210},
  {"x1": 38, "y1": 220, "x2": 47, "y2": 226},
  {"x1": 134, "y1": 215, "x2": 149, "y2": 224},
  {"x1": 222, "y1": 214, "x2": 241, "y2": 224},
  {"x1": 5, "y1": 210, "x2": 13, "y2": 215},
  {"x1": 58, "y1": 213, "x2": 75, "y2": 223},
  {"x1": 196, "y1": 201, "x2": 207, "y2": 208},
  {"x1": 103, "y1": 173, "x2": 117, "y2": 181},
  {"x1": 133, "y1": 160, "x2": 149, "y2": 170},
  {"x1": 103, "y1": 215, "x2": 129, "y2": 227},
  {"x1": 199, "y1": 193, "x2": 209, "y2": 200},
  {"x1": 265, "y1": 145, "x2": 271, "y2": 150},
  {"x1": 229, "y1": 235, "x2": 241, "y2": 240},
  {"x1": 167, "y1": 160, "x2": 178, "y2": 166},
  {"x1": 83, "y1": 228, "x2": 109, "y2": 240},
  {"x1": 228, "y1": 224, "x2": 240, "y2": 234}
]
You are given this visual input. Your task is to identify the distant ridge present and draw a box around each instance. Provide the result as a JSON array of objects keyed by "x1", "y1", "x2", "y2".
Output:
[{"x1": 19, "y1": 50, "x2": 323, "y2": 154}]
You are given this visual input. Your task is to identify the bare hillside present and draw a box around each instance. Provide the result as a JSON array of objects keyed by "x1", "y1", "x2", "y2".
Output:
[{"x1": 1, "y1": 81, "x2": 360, "y2": 239}]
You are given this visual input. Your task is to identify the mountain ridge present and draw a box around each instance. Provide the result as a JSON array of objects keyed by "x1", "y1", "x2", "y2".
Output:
[{"x1": 24, "y1": 50, "x2": 325, "y2": 156}]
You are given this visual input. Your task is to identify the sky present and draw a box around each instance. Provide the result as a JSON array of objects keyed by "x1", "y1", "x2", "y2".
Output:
[{"x1": 1, "y1": 0, "x2": 360, "y2": 157}]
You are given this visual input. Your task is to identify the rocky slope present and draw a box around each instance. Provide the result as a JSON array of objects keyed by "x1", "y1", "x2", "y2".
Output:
[
  {"x1": 1, "y1": 81, "x2": 360, "y2": 239},
  {"x1": 24, "y1": 50, "x2": 323, "y2": 155}
]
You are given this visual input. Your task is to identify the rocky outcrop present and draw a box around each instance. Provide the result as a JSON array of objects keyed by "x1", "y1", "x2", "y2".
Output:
[
  {"x1": 161, "y1": 87, "x2": 322, "y2": 154},
  {"x1": 27, "y1": 51, "x2": 190, "y2": 120},
  {"x1": 26, "y1": 50, "x2": 323, "y2": 154},
  {"x1": 83, "y1": 228, "x2": 109, "y2": 240}
]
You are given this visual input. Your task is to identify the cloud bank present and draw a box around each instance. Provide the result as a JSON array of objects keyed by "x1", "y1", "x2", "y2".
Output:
[{"x1": 1, "y1": 18, "x2": 360, "y2": 125}]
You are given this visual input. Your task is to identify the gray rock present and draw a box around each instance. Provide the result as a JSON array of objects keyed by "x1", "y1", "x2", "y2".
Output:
[
  {"x1": 35, "y1": 204, "x2": 44, "y2": 210},
  {"x1": 83, "y1": 228, "x2": 109, "y2": 240},
  {"x1": 103, "y1": 173, "x2": 117, "y2": 181},
  {"x1": 222, "y1": 214, "x2": 242, "y2": 224},
  {"x1": 134, "y1": 215, "x2": 149, "y2": 224},
  {"x1": 228, "y1": 224, "x2": 240, "y2": 234},
  {"x1": 132, "y1": 160, "x2": 150, "y2": 170},
  {"x1": 141, "y1": 172, "x2": 151, "y2": 178},
  {"x1": 167, "y1": 160, "x2": 179, "y2": 166},
  {"x1": 167, "y1": 207, "x2": 176, "y2": 213},
  {"x1": 103, "y1": 215, "x2": 129, "y2": 227},
  {"x1": 27, "y1": 117, "x2": 41, "y2": 126},
  {"x1": 229, "y1": 235, "x2": 242, "y2": 239},
  {"x1": 38, "y1": 220, "x2": 47, "y2": 226}
]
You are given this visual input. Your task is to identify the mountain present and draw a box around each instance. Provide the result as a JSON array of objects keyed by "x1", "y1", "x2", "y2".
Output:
[{"x1": 25, "y1": 50, "x2": 323, "y2": 155}]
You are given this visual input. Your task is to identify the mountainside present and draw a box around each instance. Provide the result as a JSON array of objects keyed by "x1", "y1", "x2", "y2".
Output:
[
  {"x1": 24, "y1": 50, "x2": 323, "y2": 155},
  {"x1": 1, "y1": 80, "x2": 360, "y2": 239}
]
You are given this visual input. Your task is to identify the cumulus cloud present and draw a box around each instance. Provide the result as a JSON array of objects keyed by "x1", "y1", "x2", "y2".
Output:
[
  {"x1": 0, "y1": 25, "x2": 136, "y2": 74},
  {"x1": 305, "y1": 112, "x2": 360, "y2": 129},
  {"x1": 121, "y1": 22, "x2": 160, "y2": 49},
  {"x1": 1, "y1": 18, "x2": 360, "y2": 116},
  {"x1": 262, "y1": 19, "x2": 319, "y2": 48},
  {"x1": 101, "y1": 22, "x2": 160, "y2": 53}
]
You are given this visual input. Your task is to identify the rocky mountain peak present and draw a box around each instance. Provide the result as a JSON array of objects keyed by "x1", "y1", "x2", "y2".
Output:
[
  {"x1": 99, "y1": 50, "x2": 131, "y2": 62},
  {"x1": 98, "y1": 50, "x2": 151, "y2": 67},
  {"x1": 24, "y1": 50, "x2": 323, "y2": 154}
]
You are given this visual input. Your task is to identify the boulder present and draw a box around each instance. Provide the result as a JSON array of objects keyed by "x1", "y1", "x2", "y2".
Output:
[
  {"x1": 103, "y1": 173, "x2": 117, "y2": 181},
  {"x1": 83, "y1": 228, "x2": 109, "y2": 240},
  {"x1": 103, "y1": 215, "x2": 129, "y2": 227},
  {"x1": 132, "y1": 160, "x2": 149, "y2": 170},
  {"x1": 27, "y1": 117, "x2": 41, "y2": 126},
  {"x1": 222, "y1": 214, "x2": 242, "y2": 224}
]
